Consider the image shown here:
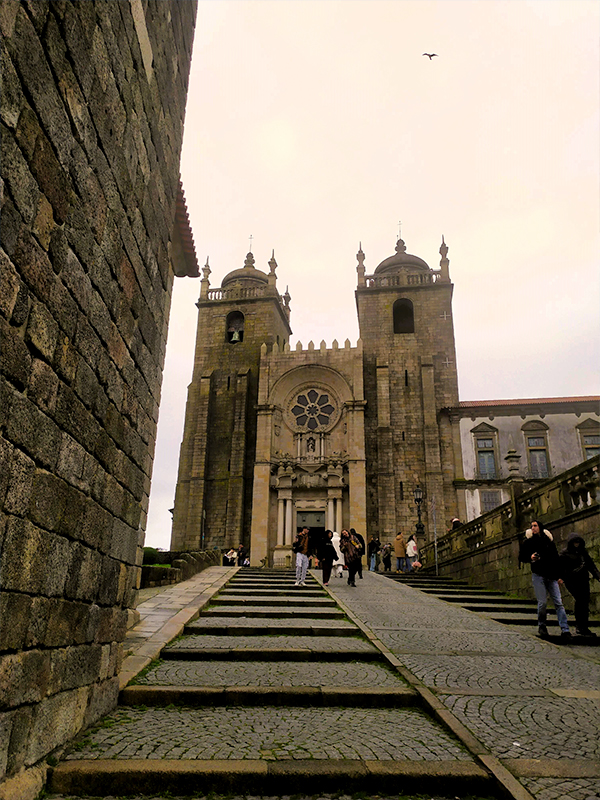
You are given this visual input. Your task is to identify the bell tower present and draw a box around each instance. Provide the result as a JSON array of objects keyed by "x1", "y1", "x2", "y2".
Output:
[
  {"x1": 171, "y1": 251, "x2": 292, "y2": 551},
  {"x1": 356, "y1": 237, "x2": 460, "y2": 544}
]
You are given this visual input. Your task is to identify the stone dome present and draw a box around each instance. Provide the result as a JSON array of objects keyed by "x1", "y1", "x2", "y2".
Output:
[
  {"x1": 221, "y1": 252, "x2": 269, "y2": 288},
  {"x1": 374, "y1": 239, "x2": 430, "y2": 275}
]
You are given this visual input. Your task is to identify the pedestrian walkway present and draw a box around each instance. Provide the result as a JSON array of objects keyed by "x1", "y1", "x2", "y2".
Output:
[
  {"x1": 327, "y1": 571, "x2": 600, "y2": 800},
  {"x1": 46, "y1": 568, "x2": 492, "y2": 799},
  {"x1": 45, "y1": 567, "x2": 600, "y2": 800}
]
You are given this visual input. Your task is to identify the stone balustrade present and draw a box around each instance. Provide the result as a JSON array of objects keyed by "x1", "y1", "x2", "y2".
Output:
[{"x1": 420, "y1": 456, "x2": 600, "y2": 612}]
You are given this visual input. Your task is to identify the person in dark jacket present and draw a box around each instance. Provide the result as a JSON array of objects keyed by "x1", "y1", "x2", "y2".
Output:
[
  {"x1": 340, "y1": 529, "x2": 361, "y2": 587},
  {"x1": 367, "y1": 536, "x2": 381, "y2": 571},
  {"x1": 350, "y1": 528, "x2": 365, "y2": 579},
  {"x1": 560, "y1": 535, "x2": 600, "y2": 636},
  {"x1": 318, "y1": 530, "x2": 338, "y2": 586},
  {"x1": 518, "y1": 520, "x2": 571, "y2": 639}
]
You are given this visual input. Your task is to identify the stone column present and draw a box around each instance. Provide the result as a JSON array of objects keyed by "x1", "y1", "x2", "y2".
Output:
[
  {"x1": 285, "y1": 498, "x2": 293, "y2": 545},
  {"x1": 277, "y1": 498, "x2": 285, "y2": 546},
  {"x1": 327, "y1": 497, "x2": 335, "y2": 531},
  {"x1": 335, "y1": 497, "x2": 343, "y2": 532}
]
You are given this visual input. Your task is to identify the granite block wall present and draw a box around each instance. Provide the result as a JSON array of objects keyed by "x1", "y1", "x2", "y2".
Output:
[{"x1": 0, "y1": 0, "x2": 196, "y2": 789}]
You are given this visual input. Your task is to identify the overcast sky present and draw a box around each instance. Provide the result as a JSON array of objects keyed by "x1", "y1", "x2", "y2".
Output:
[{"x1": 144, "y1": 0, "x2": 599, "y2": 549}]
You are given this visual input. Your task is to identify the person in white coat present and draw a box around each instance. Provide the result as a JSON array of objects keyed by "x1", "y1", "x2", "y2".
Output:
[
  {"x1": 406, "y1": 535, "x2": 418, "y2": 570},
  {"x1": 331, "y1": 532, "x2": 343, "y2": 578}
]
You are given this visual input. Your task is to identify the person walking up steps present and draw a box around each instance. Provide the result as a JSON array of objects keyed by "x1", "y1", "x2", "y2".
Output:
[
  {"x1": 560, "y1": 534, "x2": 600, "y2": 636},
  {"x1": 293, "y1": 526, "x2": 310, "y2": 587},
  {"x1": 519, "y1": 520, "x2": 571, "y2": 639}
]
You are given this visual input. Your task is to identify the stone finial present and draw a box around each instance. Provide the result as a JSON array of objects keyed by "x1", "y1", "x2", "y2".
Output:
[
  {"x1": 439, "y1": 235, "x2": 448, "y2": 260},
  {"x1": 395, "y1": 238, "x2": 407, "y2": 254},
  {"x1": 320, "y1": 340, "x2": 327, "y2": 354},
  {"x1": 200, "y1": 256, "x2": 211, "y2": 299},
  {"x1": 295, "y1": 341, "x2": 303, "y2": 351},
  {"x1": 268, "y1": 249, "x2": 277, "y2": 274},
  {"x1": 283, "y1": 286, "x2": 291, "y2": 307},
  {"x1": 504, "y1": 439, "x2": 522, "y2": 476},
  {"x1": 308, "y1": 340, "x2": 315, "y2": 351},
  {"x1": 244, "y1": 251, "x2": 256, "y2": 269},
  {"x1": 439, "y1": 235, "x2": 450, "y2": 282},
  {"x1": 356, "y1": 242, "x2": 366, "y2": 287},
  {"x1": 260, "y1": 342, "x2": 267, "y2": 356},
  {"x1": 332, "y1": 339, "x2": 339, "y2": 350}
]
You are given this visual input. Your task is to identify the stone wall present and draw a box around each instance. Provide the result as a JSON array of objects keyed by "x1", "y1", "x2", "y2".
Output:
[
  {"x1": 0, "y1": 0, "x2": 197, "y2": 792},
  {"x1": 420, "y1": 457, "x2": 600, "y2": 615}
]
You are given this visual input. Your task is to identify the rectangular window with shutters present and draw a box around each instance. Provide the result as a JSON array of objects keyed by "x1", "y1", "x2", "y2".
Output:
[
  {"x1": 526, "y1": 436, "x2": 550, "y2": 479},
  {"x1": 481, "y1": 490, "x2": 501, "y2": 513},
  {"x1": 476, "y1": 438, "x2": 497, "y2": 479},
  {"x1": 582, "y1": 434, "x2": 600, "y2": 460}
]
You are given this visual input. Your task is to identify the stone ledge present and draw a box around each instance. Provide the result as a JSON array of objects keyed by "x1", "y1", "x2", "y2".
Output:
[
  {"x1": 119, "y1": 684, "x2": 419, "y2": 707},
  {"x1": 503, "y1": 758, "x2": 600, "y2": 778},
  {"x1": 49, "y1": 757, "x2": 491, "y2": 796}
]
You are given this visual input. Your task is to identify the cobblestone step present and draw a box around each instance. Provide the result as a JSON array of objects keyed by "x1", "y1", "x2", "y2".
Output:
[
  {"x1": 53, "y1": 706, "x2": 479, "y2": 780},
  {"x1": 212, "y1": 595, "x2": 337, "y2": 606},
  {"x1": 439, "y1": 595, "x2": 536, "y2": 605},
  {"x1": 183, "y1": 620, "x2": 358, "y2": 636},
  {"x1": 162, "y1": 633, "x2": 381, "y2": 660},
  {"x1": 120, "y1": 685, "x2": 418, "y2": 707},
  {"x1": 221, "y1": 586, "x2": 323, "y2": 597},
  {"x1": 129, "y1": 658, "x2": 403, "y2": 689},
  {"x1": 463, "y1": 603, "x2": 540, "y2": 614},
  {"x1": 203, "y1": 606, "x2": 344, "y2": 618},
  {"x1": 49, "y1": 757, "x2": 491, "y2": 797}
]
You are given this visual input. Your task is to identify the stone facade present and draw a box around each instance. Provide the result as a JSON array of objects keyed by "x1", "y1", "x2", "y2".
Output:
[
  {"x1": 172, "y1": 237, "x2": 461, "y2": 563},
  {"x1": 0, "y1": 0, "x2": 197, "y2": 791},
  {"x1": 455, "y1": 398, "x2": 600, "y2": 521}
]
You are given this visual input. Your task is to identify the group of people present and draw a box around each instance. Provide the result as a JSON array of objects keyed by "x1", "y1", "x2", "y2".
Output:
[
  {"x1": 222, "y1": 543, "x2": 249, "y2": 567},
  {"x1": 519, "y1": 520, "x2": 599, "y2": 638},
  {"x1": 293, "y1": 527, "x2": 367, "y2": 587},
  {"x1": 365, "y1": 532, "x2": 420, "y2": 573},
  {"x1": 293, "y1": 526, "x2": 424, "y2": 588}
]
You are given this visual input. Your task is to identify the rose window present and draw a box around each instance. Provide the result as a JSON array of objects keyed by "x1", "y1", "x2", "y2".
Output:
[{"x1": 291, "y1": 389, "x2": 336, "y2": 430}]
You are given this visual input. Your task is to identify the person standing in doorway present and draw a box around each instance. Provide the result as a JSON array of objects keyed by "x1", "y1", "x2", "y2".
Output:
[
  {"x1": 294, "y1": 527, "x2": 310, "y2": 587},
  {"x1": 350, "y1": 528, "x2": 365, "y2": 579},
  {"x1": 519, "y1": 520, "x2": 571, "y2": 639},
  {"x1": 394, "y1": 531, "x2": 408, "y2": 573},
  {"x1": 560, "y1": 534, "x2": 600, "y2": 637}
]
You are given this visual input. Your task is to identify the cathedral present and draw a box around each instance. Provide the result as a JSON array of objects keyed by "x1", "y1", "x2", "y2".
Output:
[{"x1": 170, "y1": 236, "x2": 462, "y2": 566}]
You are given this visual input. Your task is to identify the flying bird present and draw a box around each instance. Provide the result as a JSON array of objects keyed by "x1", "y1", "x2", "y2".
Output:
[{"x1": 423, "y1": 53, "x2": 438, "y2": 60}]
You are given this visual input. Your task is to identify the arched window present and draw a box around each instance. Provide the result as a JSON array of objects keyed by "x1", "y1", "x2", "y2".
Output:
[
  {"x1": 393, "y1": 299, "x2": 414, "y2": 334},
  {"x1": 226, "y1": 311, "x2": 244, "y2": 343}
]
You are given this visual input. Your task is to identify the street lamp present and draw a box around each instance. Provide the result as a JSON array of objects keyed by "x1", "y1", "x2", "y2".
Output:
[{"x1": 413, "y1": 486, "x2": 425, "y2": 540}]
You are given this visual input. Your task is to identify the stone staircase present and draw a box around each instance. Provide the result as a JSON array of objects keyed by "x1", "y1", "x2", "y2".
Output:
[
  {"x1": 385, "y1": 572, "x2": 599, "y2": 643},
  {"x1": 47, "y1": 568, "x2": 496, "y2": 798}
]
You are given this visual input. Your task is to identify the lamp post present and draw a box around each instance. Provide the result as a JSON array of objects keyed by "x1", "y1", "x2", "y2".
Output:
[{"x1": 413, "y1": 486, "x2": 425, "y2": 539}]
